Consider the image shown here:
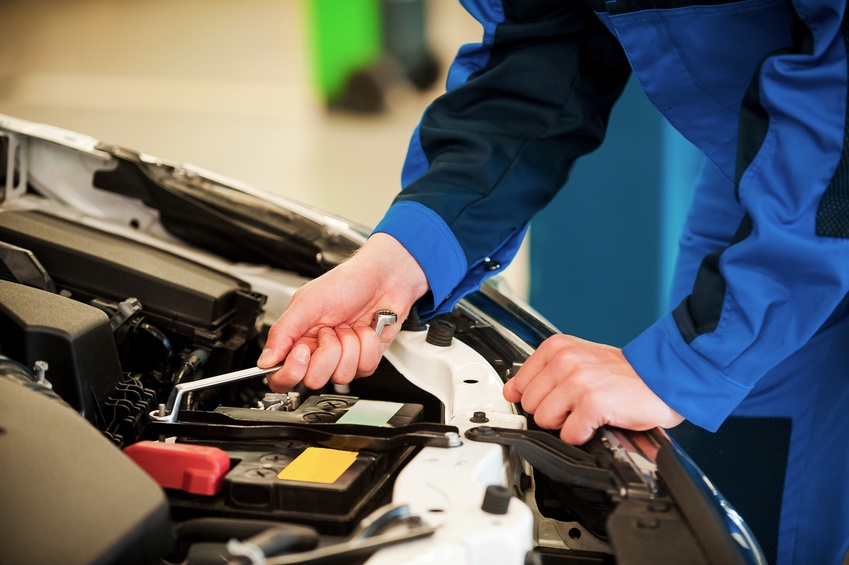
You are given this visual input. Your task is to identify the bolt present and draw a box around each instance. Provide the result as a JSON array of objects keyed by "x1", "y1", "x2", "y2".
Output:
[
  {"x1": 444, "y1": 431, "x2": 462, "y2": 447},
  {"x1": 303, "y1": 411, "x2": 335, "y2": 423},
  {"x1": 470, "y1": 411, "x2": 489, "y2": 423},
  {"x1": 317, "y1": 399, "x2": 349, "y2": 409},
  {"x1": 481, "y1": 484, "x2": 512, "y2": 515},
  {"x1": 260, "y1": 453, "x2": 289, "y2": 464},
  {"x1": 425, "y1": 318, "x2": 456, "y2": 347},
  {"x1": 476, "y1": 425, "x2": 494, "y2": 435},
  {"x1": 33, "y1": 360, "x2": 48, "y2": 385},
  {"x1": 247, "y1": 468, "x2": 278, "y2": 479}
]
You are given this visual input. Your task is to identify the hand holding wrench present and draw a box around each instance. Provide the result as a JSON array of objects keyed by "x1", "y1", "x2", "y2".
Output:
[{"x1": 150, "y1": 310, "x2": 397, "y2": 423}]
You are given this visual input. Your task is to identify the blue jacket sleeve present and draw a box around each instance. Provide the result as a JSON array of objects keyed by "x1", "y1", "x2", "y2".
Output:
[
  {"x1": 624, "y1": 0, "x2": 849, "y2": 431},
  {"x1": 372, "y1": 0, "x2": 631, "y2": 316}
]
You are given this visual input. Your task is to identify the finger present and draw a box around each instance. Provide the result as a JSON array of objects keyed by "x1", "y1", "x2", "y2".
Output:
[
  {"x1": 259, "y1": 310, "x2": 314, "y2": 368},
  {"x1": 267, "y1": 342, "x2": 311, "y2": 392},
  {"x1": 353, "y1": 322, "x2": 383, "y2": 377},
  {"x1": 257, "y1": 340, "x2": 283, "y2": 368},
  {"x1": 559, "y1": 407, "x2": 602, "y2": 446},
  {"x1": 330, "y1": 324, "x2": 360, "y2": 385},
  {"x1": 303, "y1": 327, "x2": 343, "y2": 389},
  {"x1": 258, "y1": 282, "x2": 323, "y2": 367},
  {"x1": 517, "y1": 369, "x2": 559, "y2": 415},
  {"x1": 376, "y1": 319, "x2": 403, "y2": 347},
  {"x1": 503, "y1": 334, "x2": 574, "y2": 400},
  {"x1": 503, "y1": 355, "x2": 544, "y2": 401},
  {"x1": 530, "y1": 386, "x2": 574, "y2": 431},
  {"x1": 503, "y1": 354, "x2": 549, "y2": 402},
  {"x1": 502, "y1": 373, "x2": 523, "y2": 402}
]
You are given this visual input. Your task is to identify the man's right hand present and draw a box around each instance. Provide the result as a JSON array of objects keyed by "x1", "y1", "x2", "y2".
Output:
[{"x1": 257, "y1": 233, "x2": 429, "y2": 393}]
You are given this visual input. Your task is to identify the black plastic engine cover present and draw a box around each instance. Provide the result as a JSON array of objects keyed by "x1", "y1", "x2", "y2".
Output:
[
  {"x1": 0, "y1": 210, "x2": 255, "y2": 335},
  {"x1": 0, "y1": 279, "x2": 122, "y2": 420},
  {"x1": 0, "y1": 372, "x2": 173, "y2": 565}
]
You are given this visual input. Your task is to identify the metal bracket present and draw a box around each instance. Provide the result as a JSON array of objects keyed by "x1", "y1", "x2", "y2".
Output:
[
  {"x1": 464, "y1": 426, "x2": 617, "y2": 493},
  {"x1": 146, "y1": 420, "x2": 462, "y2": 451}
]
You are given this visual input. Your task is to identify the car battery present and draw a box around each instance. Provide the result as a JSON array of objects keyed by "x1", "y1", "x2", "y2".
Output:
[
  {"x1": 167, "y1": 395, "x2": 423, "y2": 534},
  {"x1": 221, "y1": 441, "x2": 416, "y2": 534}
]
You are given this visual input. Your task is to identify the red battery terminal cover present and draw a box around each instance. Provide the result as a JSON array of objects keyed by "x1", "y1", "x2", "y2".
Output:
[{"x1": 124, "y1": 440, "x2": 230, "y2": 496}]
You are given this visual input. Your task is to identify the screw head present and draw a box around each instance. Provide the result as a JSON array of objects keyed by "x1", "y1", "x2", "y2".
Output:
[{"x1": 470, "y1": 411, "x2": 489, "y2": 423}]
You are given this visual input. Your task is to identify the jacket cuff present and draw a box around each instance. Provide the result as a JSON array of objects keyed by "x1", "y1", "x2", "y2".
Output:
[
  {"x1": 622, "y1": 313, "x2": 751, "y2": 432},
  {"x1": 371, "y1": 201, "x2": 467, "y2": 315}
]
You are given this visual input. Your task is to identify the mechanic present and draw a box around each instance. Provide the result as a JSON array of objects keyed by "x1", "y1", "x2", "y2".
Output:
[{"x1": 257, "y1": 0, "x2": 849, "y2": 563}]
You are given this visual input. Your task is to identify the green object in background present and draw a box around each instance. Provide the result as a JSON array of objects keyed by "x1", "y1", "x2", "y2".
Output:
[{"x1": 305, "y1": 0, "x2": 383, "y2": 104}]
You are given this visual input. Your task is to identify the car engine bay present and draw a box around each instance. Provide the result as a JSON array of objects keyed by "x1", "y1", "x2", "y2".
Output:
[{"x1": 0, "y1": 115, "x2": 764, "y2": 565}]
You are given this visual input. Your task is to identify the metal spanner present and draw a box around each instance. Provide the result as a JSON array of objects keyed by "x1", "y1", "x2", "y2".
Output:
[
  {"x1": 150, "y1": 310, "x2": 398, "y2": 423},
  {"x1": 228, "y1": 503, "x2": 435, "y2": 565}
]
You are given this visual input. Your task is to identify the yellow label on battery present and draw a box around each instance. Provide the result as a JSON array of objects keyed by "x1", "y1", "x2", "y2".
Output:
[{"x1": 277, "y1": 447, "x2": 358, "y2": 484}]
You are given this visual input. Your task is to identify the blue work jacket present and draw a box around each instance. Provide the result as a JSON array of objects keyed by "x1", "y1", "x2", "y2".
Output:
[{"x1": 372, "y1": 0, "x2": 849, "y2": 432}]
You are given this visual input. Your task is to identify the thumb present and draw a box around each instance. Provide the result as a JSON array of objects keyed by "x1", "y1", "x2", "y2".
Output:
[
  {"x1": 267, "y1": 343, "x2": 311, "y2": 392},
  {"x1": 257, "y1": 344, "x2": 279, "y2": 368},
  {"x1": 259, "y1": 305, "x2": 316, "y2": 368}
]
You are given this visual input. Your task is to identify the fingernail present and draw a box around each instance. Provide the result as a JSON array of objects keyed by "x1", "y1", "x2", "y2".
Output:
[
  {"x1": 293, "y1": 344, "x2": 310, "y2": 363},
  {"x1": 257, "y1": 347, "x2": 273, "y2": 366}
]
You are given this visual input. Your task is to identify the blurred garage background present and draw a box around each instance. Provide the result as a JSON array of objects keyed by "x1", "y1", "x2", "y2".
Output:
[{"x1": 0, "y1": 0, "x2": 702, "y2": 347}]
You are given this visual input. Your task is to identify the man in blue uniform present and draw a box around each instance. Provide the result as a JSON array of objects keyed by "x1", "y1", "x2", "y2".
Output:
[{"x1": 257, "y1": 0, "x2": 849, "y2": 562}]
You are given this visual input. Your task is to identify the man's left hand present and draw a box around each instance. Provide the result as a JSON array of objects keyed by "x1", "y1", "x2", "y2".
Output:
[{"x1": 502, "y1": 334, "x2": 684, "y2": 445}]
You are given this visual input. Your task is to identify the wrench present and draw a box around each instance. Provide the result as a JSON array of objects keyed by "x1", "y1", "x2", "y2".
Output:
[
  {"x1": 150, "y1": 310, "x2": 398, "y2": 423},
  {"x1": 228, "y1": 503, "x2": 435, "y2": 565}
]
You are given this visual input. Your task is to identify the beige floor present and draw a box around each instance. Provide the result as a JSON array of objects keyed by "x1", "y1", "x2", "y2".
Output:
[{"x1": 0, "y1": 1, "x2": 530, "y2": 296}]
